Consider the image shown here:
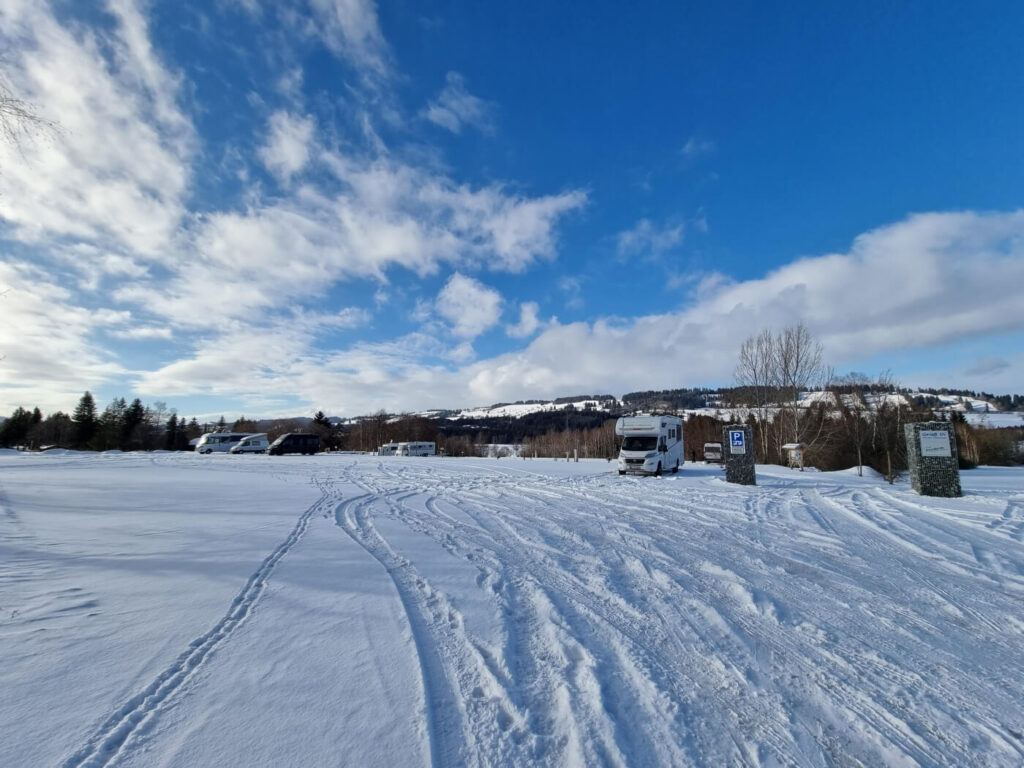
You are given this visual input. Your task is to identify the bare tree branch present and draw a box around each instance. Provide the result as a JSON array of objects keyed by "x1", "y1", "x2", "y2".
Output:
[{"x1": 0, "y1": 69, "x2": 59, "y2": 151}]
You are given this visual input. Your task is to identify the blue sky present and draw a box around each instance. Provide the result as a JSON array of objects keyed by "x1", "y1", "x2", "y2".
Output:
[{"x1": 2, "y1": 0, "x2": 1024, "y2": 419}]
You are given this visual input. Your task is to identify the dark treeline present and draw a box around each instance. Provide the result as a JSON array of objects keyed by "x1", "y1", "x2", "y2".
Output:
[
  {"x1": 0, "y1": 392, "x2": 206, "y2": 451},
  {"x1": 4, "y1": 388, "x2": 1021, "y2": 471},
  {"x1": 622, "y1": 388, "x2": 717, "y2": 411},
  {"x1": 342, "y1": 410, "x2": 616, "y2": 456}
]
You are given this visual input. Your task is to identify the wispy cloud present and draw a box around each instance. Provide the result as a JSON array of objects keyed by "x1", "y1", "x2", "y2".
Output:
[
  {"x1": 110, "y1": 326, "x2": 174, "y2": 341},
  {"x1": 422, "y1": 72, "x2": 494, "y2": 134},
  {"x1": 964, "y1": 356, "x2": 1011, "y2": 376},
  {"x1": 681, "y1": 136, "x2": 715, "y2": 157},
  {"x1": 0, "y1": 0, "x2": 194, "y2": 257},
  {"x1": 306, "y1": 0, "x2": 392, "y2": 82},
  {"x1": 617, "y1": 218, "x2": 683, "y2": 257}
]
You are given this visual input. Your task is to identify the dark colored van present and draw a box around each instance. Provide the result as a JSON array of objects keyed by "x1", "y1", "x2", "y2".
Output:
[{"x1": 267, "y1": 433, "x2": 320, "y2": 456}]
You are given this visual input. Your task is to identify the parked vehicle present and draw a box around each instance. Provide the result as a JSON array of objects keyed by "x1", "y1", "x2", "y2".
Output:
[
  {"x1": 395, "y1": 441, "x2": 436, "y2": 457},
  {"x1": 195, "y1": 432, "x2": 256, "y2": 454},
  {"x1": 615, "y1": 416, "x2": 684, "y2": 476},
  {"x1": 267, "y1": 433, "x2": 319, "y2": 456},
  {"x1": 229, "y1": 433, "x2": 269, "y2": 454},
  {"x1": 378, "y1": 442, "x2": 400, "y2": 456},
  {"x1": 703, "y1": 441, "x2": 724, "y2": 463}
]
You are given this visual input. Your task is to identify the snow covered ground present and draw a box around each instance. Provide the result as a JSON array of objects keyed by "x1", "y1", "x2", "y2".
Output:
[{"x1": 2, "y1": 451, "x2": 1023, "y2": 767}]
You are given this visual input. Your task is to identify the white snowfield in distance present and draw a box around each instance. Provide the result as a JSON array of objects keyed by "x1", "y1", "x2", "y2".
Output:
[
  {"x1": 418, "y1": 390, "x2": 1022, "y2": 428},
  {"x1": 1, "y1": 451, "x2": 1023, "y2": 767},
  {"x1": 447, "y1": 398, "x2": 615, "y2": 420}
]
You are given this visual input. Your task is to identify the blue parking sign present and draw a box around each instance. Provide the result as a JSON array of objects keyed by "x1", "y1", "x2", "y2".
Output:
[{"x1": 729, "y1": 429, "x2": 745, "y2": 454}]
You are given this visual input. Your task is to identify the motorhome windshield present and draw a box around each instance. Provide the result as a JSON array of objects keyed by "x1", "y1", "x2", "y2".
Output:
[{"x1": 622, "y1": 436, "x2": 657, "y2": 452}]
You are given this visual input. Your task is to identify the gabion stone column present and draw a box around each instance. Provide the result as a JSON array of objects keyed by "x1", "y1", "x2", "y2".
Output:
[
  {"x1": 723, "y1": 424, "x2": 756, "y2": 485},
  {"x1": 904, "y1": 422, "x2": 961, "y2": 497}
]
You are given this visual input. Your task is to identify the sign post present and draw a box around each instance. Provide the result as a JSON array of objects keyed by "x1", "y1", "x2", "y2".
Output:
[
  {"x1": 723, "y1": 424, "x2": 756, "y2": 485},
  {"x1": 904, "y1": 422, "x2": 961, "y2": 497}
]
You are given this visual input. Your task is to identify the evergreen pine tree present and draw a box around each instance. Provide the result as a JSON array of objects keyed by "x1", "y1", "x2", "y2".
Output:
[
  {"x1": 96, "y1": 397, "x2": 127, "y2": 450},
  {"x1": 185, "y1": 418, "x2": 201, "y2": 450},
  {"x1": 122, "y1": 398, "x2": 146, "y2": 449},
  {"x1": 0, "y1": 406, "x2": 32, "y2": 447},
  {"x1": 72, "y1": 391, "x2": 97, "y2": 449},
  {"x1": 165, "y1": 413, "x2": 179, "y2": 451}
]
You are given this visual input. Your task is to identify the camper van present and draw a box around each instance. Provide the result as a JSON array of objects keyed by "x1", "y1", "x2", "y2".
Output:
[
  {"x1": 395, "y1": 441, "x2": 435, "y2": 457},
  {"x1": 230, "y1": 433, "x2": 269, "y2": 454},
  {"x1": 267, "y1": 433, "x2": 320, "y2": 456},
  {"x1": 378, "y1": 443, "x2": 399, "y2": 456},
  {"x1": 703, "y1": 441, "x2": 723, "y2": 463},
  {"x1": 615, "y1": 416, "x2": 684, "y2": 476},
  {"x1": 195, "y1": 432, "x2": 256, "y2": 454}
]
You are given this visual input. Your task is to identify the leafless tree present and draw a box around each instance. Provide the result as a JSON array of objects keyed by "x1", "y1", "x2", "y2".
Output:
[
  {"x1": 865, "y1": 371, "x2": 905, "y2": 484},
  {"x1": 734, "y1": 328, "x2": 777, "y2": 460},
  {"x1": 775, "y1": 323, "x2": 829, "y2": 449},
  {"x1": 734, "y1": 323, "x2": 830, "y2": 459}
]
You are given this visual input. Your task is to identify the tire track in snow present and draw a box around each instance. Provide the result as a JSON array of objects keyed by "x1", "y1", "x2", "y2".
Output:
[
  {"x1": 327, "y1": 459, "x2": 1024, "y2": 766},
  {"x1": 372, "y1": 465, "x2": 764, "y2": 764},
  {"x1": 60, "y1": 483, "x2": 335, "y2": 768},
  {"x1": 334, "y1": 466, "x2": 544, "y2": 768},
  {"x1": 332, "y1": 485, "x2": 471, "y2": 768}
]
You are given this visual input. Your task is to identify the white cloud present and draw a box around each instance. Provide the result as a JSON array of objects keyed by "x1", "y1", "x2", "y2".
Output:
[
  {"x1": 0, "y1": 260, "x2": 124, "y2": 413},
  {"x1": 461, "y1": 210, "x2": 1024, "y2": 402},
  {"x1": 108, "y1": 156, "x2": 584, "y2": 329},
  {"x1": 558, "y1": 276, "x2": 583, "y2": 310},
  {"x1": 436, "y1": 273, "x2": 503, "y2": 339},
  {"x1": 507, "y1": 301, "x2": 542, "y2": 338},
  {"x1": 276, "y1": 66, "x2": 304, "y2": 101},
  {"x1": 258, "y1": 110, "x2": 316, "y2": 182},
  {"x1": 0, "y1": 0, "x2": 193, "y2": 257},
  {"x1": 110, "y1": 326, "x2": 173, "y2": 340},
  {"x1": 307, "y1": 0, "x2": 391, "y2": 81},
  {"x1": 617, "y1": 218, "x2": 683, "y2": 257},
  {"x1": 422, "y1": 72, "x2": 493, "y2": 134},
  {"x1": 121, "y1": 210, "x2": 1024, "y2": 417}
]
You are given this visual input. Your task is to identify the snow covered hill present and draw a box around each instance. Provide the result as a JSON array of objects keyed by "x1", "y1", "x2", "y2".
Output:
[{"x1": 2, "y1": 452, "x2": 1023, "y2": 766}]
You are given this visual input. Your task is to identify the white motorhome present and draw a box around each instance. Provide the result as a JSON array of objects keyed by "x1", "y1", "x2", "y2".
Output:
[
  {"x1": 195, "y1": 432, "x2": 257, "y2": 454},
  {"x1": 378, "y1": 442, "x2": 399, "y2": 456},
  {"x1": 395, "y1": 441, "x2": 436, "y2": 457},
  {"x1": 615, "y1": 416, "x2": 684, "y2": 476}
]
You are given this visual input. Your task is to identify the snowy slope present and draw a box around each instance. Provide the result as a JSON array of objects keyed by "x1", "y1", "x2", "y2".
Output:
[
  {"x1": 451, "y1": 398, "x2": 615, "y2": 420},
  {"x1": 2, "y1": 452, "x2": 1023, "y2": 766}
]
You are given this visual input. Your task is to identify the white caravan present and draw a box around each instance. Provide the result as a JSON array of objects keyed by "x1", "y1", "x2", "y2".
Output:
[
  {"x1": 378, "y1": 443, "x2": 399, "y2": 456},
  {"x1": 703, "y1": 441, "x2": 723, "y2": 463},
  {"x1": 395, "y1": 441, "x2": 436, "y2": 457},
  {"x1": 230, "y1": 433, "x2": 269, "y2": 454},
  {"x1": 615, "y1": 416, "x2": 684, "y2": 476},
  {"x1": 195, "y1": 432, "x2": 256, "y2": 454}
]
